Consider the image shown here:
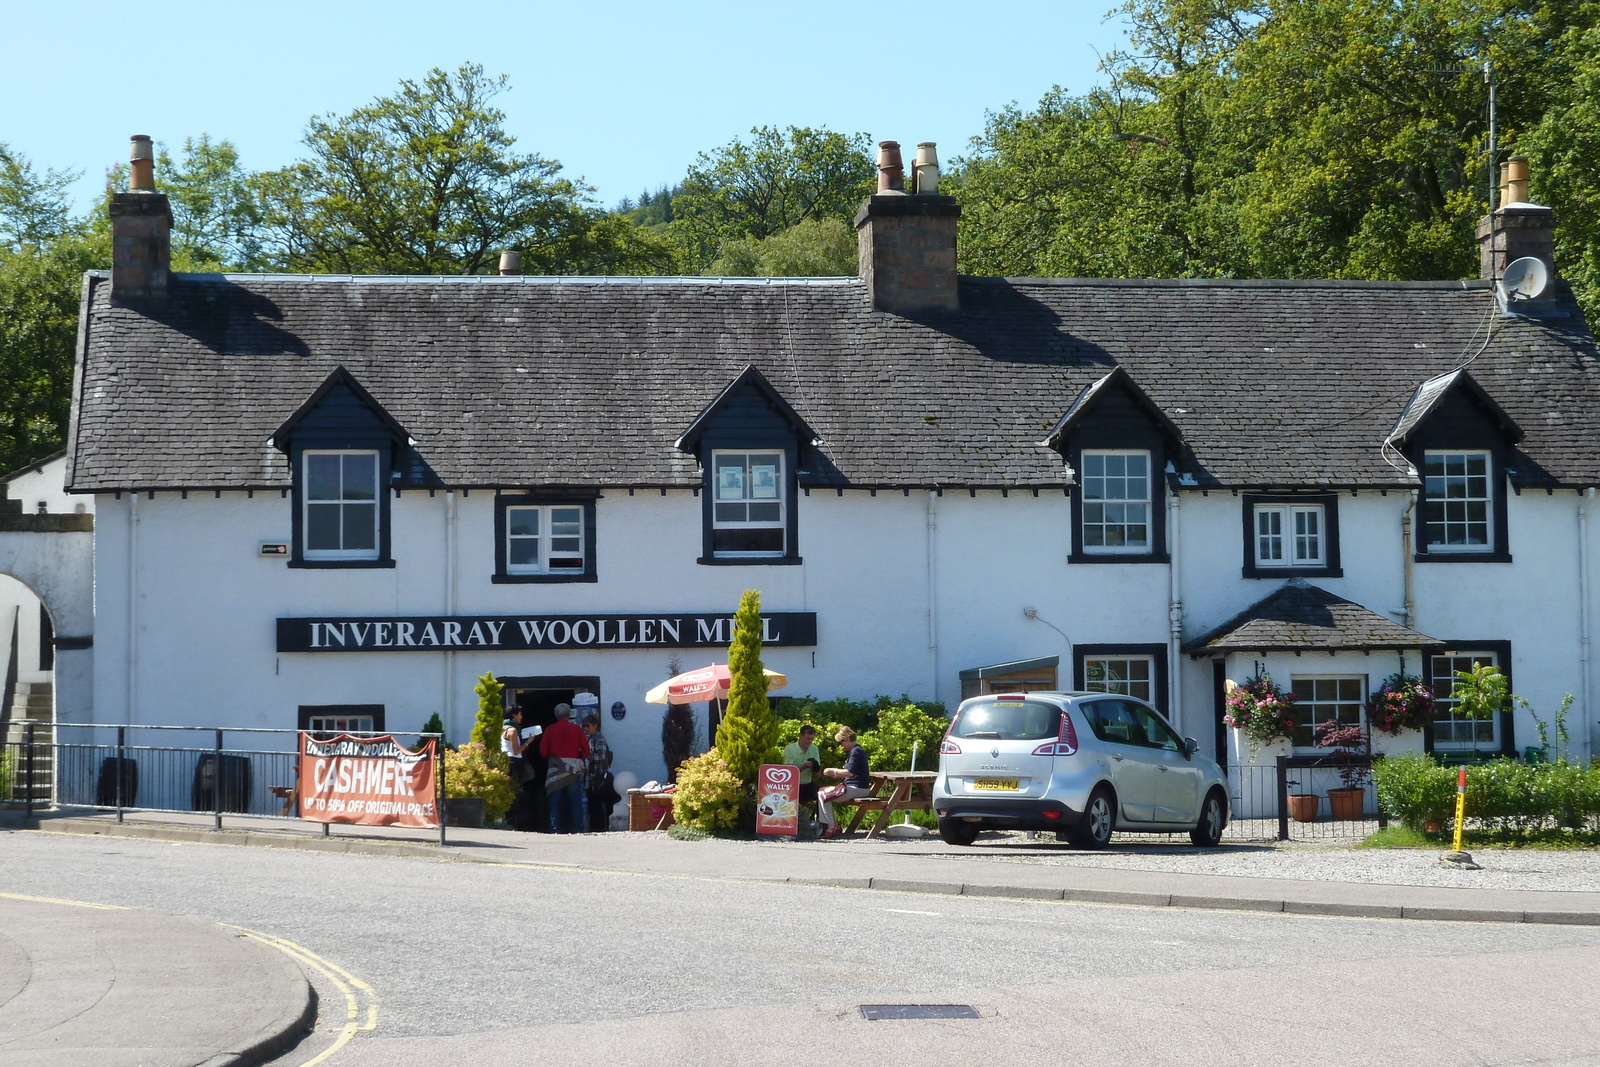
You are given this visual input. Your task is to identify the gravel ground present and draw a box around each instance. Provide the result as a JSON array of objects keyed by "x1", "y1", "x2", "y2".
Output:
[{"x1": 904, "y1": 831, "x2": 1600, "y2": 893}]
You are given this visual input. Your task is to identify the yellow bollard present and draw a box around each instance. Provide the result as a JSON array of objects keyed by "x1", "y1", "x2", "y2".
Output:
[{"x1": 1452, "y1": 767, "x2": 1468, "y2": 852}]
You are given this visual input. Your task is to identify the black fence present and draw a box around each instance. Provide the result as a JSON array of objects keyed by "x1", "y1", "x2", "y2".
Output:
[{"x1": 0, "y1": 722, "x2": 443, "y2": 841}]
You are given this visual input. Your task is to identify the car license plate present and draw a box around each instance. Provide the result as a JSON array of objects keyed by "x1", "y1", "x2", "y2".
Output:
[{"x1": 972, "y1": 778, "x2": 1019, "y2": 791}]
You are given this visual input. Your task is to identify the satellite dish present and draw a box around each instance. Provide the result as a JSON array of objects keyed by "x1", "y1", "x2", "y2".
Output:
[{"x1": 1500, "y1": 256, "x2": 1550, "y2": 301}]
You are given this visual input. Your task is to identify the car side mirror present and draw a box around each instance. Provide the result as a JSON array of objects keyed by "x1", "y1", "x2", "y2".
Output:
[{"x1": 1182, "y1": 737, "x2": 1200, "y2": 759}]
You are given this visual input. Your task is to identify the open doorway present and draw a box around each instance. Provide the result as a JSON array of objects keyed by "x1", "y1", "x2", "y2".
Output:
[{"x1": 501, "y1": 676, "x2": 601, "y2": 730}]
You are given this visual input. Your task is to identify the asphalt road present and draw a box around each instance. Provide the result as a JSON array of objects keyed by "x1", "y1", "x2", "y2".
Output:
[{"x1": 4, "y1": 830, "x2": 1600, "y2": 1066}]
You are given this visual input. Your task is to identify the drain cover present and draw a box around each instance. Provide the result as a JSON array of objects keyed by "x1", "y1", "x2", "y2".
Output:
[{"x1": 859, "y1": 1004, "x2": 980, "y2": 1021}]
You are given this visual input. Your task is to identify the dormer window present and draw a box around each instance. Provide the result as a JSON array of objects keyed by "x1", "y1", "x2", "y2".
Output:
[
  {"x1": 1081, "y1": 450, "x2": 1150, "y2": 553},
  {"x1": 712, "y1": 451, "x2": 785, "y2": 555},
  {"x1": 303, "y1": 450, "x2": 379, "y2": 559},
  {"x1": 1423, "y1": 450, "x2": 1492, "y2": 551}
]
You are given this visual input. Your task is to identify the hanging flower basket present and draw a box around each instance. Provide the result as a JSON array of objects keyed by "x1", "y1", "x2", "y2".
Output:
[
  {"x1": 1223, "y1": 674, "x2": 1297, "y2": 750},
  {"x1": 1364, "y1": 673, "x2": 1435, "y2": 736}
]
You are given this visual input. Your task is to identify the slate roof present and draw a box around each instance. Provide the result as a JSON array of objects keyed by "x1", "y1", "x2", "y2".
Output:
[
  {"x1": 1184, "y1": 579, "x2": 1445, "y2": 654},
  {"x1": 1387, "y1": 368, "x2": 1523, "y2": 446},
  {"x1": 66, "y1": 271, "x2": 1600, "y2": 492}
]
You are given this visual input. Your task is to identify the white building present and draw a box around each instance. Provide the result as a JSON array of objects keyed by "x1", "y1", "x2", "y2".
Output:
[{"x1": 44, "y1": 141, "x2": 1600, "y2": 788}]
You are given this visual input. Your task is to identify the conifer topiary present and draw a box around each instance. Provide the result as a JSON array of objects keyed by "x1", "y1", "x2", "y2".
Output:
[
  {"x1": 470, "y1": 672, "x2": 507, "y2": 767},
  {"x1": 713, "y1": 590, "x2": 779, "y2": 785}
]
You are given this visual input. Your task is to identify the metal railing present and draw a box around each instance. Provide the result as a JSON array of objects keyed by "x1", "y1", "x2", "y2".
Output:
[{"x1": 0, "y1": 723, "x2": 445, "y2": 844}]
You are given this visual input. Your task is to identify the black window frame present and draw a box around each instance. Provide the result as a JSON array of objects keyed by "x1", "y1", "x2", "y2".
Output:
[
  {"x1": 1413, "y1": 448, "x2": 1512, "y2": 563},
  {"x1": 1420, "y1": 639, "x2": 1515, "y2": 757},
  {"x1": 288, "y1": 443, "x2": 396, "y2": 569},
  {"x1": 1068, "y1": 443, "x2": 1169, "y2": 564},
  {"x1": 297, "y1": 704, "x2": 386, "y2": 735},
  {"x1": 1240, "y1": 493, "x2": 1343, "y2": 579},
  {"x1": 1073, "y1": 643, "x2": 1171, "y2": 715},
  {"x1": 492, "y1": 493, "x2": 599, "y2": 584},
  {"x1": 697, "y1": 441, "x2": 803, "y2": 566}
]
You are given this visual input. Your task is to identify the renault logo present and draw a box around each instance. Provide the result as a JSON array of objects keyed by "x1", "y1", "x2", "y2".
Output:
[{"x1": 991, "y1": 747, "x2": 999, "y2": 759}]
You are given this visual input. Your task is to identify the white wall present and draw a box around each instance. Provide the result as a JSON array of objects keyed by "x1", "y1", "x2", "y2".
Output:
[
  {"x1": 87, "y1": 480, "x2": 1600, "y2": 783},
  {"x1": 5, "y1": 455, "x2": 93, "y2": 517}
]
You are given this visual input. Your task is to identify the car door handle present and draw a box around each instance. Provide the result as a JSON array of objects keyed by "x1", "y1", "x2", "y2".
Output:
[{"x1": 1111, "y1": 754, "x2": 1124, "y2": 762}]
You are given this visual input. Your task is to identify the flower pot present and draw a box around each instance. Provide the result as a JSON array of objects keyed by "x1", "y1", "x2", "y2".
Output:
[
  {"x1": 444, "y1": 796, "x2": 485, "y2": 828},
  {"x1": 1326, "y1": 787, "x2": 1364, "y2": 822},
  {"x1": 1287, "y1": 793, "x2": 1319, "y2": 822}
]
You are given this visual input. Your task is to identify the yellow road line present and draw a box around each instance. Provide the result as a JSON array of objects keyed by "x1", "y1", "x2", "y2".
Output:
[
  {"x1": 0, "y1": 890, "x2": 128, "y2": 910},
  {"x1": 218, "y1": 923, "x2": 379, "y2": 1064}
]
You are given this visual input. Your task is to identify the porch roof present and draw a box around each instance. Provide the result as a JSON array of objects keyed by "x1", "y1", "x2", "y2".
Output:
[{"x1": 1184, "y1": 579, "x2": 1444, "y2": 655}]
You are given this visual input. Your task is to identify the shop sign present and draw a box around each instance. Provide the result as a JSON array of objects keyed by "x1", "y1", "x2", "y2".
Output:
[
  {"x1": 277, "y1": 612, "x2": 818, "y2": 653},
  {"x1": 755, "y1": 763, "x2": 800, "y2": 838},
  {"x1": 298, "y1": 733, "x2": 438, "y2": 828}
]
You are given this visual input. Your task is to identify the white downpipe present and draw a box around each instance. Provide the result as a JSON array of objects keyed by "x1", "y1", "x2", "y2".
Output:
[
  {"x1": 1581, "y1": 488, "x2": 1595, "y2": 762},
  {"x1": 1167, "y1": 491, "x2": 1184, "y2": 736},
  {"x1": 926, "y1": 491, "x2": 939, "y2": 704},
  {"x1": 127, "y1": 493, "x2": 140, "y2": 724},
  {"x1": 444, "y1": 491, "x2": 457, "y2": 735},
  {"x1": 1401, "y1": 490, "x2": 1417, "y2": 629}
]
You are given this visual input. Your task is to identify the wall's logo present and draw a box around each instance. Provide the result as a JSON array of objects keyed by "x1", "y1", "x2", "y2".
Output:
[{"x1": 763, "y1": 765, "x2": 796, "y2": 786}]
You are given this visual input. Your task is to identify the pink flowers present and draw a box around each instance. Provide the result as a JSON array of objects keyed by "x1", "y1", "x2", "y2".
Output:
[
  {"x1": 1365, "y1": 673, "x2": 1435, "y2": 736},
  {"x1": 1224, "y1": 674, "x2": 1298, "y2": 747}
]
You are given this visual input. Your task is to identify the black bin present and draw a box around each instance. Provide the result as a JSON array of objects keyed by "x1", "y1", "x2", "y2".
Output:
[
  {"x1": 192, "y1": 753, "x2": 253, "y2": 813},
  {"x1": 96, "y1": 756, "x2": 139, "y2": 807}
]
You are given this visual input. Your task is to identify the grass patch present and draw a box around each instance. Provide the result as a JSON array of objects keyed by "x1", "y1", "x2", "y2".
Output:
[
  {"x1": 1361, "y1": 825, "x2": 1600, "y2": 849},
  {"x1": 1359, "y1": 826, "x2": 1439, "y2": 849}
]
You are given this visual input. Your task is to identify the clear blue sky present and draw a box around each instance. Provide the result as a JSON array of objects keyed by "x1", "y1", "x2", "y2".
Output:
[{"x1": 5, "y1": 0, "x2": 1129, "y2": 213}]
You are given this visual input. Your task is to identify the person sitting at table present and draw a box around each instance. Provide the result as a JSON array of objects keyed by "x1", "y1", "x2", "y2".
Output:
[
  {"x1": 816, "y1": 727, "x2": 873, "y2": 840},
  {"x1": 781, "y1": 724, "x2": 823, "y2": 830}
]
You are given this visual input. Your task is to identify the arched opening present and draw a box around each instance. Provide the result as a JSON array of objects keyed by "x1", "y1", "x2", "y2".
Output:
[{"x1": 0, "y1": 572, "x2": 56, "y2": 807}]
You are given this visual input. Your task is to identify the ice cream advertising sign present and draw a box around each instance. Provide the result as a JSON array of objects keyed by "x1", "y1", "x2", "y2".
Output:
[
  {"x1": 755, "y1": 764, "x2": 800, "y2": 838},
  {"x1": 298, "y1": 734, "x2": 439, "y2": 828}
]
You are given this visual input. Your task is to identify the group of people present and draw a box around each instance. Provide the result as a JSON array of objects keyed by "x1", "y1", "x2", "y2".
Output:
[
  {"x1": 501, "y1": 702, "x2": 619, "y2": 834},
  {"x1": 781, "y1": 724, "x2": 872, "y2": 839}
]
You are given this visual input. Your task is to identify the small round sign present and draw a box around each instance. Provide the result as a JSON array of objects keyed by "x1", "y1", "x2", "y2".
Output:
[{"x1": 610, "y1": 701, "x2": 627, "y2": 721}]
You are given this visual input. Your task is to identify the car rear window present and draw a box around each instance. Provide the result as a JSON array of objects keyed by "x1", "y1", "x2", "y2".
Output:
[{"x1": 952, "y1": 701, "x2": 1061, "y2": 741}]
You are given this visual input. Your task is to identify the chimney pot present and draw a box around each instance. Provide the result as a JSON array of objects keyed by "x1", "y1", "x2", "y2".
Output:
[
  {"x1": 1505, "y1": 155, "x2": 1530, "y2": 205},
  {"x1": 129, "y1": 134, "x2": 155, "y2": 192},
  {"x1": 498, "y1": 250, "x2": 523, "y2": 276},
  {"x1": 913, "y1": 142, "x2": 940, "y2": 195},
  {"x1": 876, "y1": 140, "x2": 906, "y2": 194}
]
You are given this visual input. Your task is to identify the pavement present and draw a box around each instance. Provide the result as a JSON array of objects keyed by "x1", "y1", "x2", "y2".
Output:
[
  {"x1": 5, "y1": 807, "x2": 1600, "y2": 1065},
  {"x1": 0, "y1": 892, "x2": 313, "y2": 1067}
]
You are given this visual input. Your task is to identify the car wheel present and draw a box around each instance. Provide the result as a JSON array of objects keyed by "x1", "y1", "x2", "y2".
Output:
[
  {"x1": 938, "y1": 818, "x2": 979, "y2": 846},
  {"x1": 1190, "y1": 789, "x2": 1227, "y2": 848},
  {"x1": 1071, "y1": 786, "x2": 1116, "y2": 849}
]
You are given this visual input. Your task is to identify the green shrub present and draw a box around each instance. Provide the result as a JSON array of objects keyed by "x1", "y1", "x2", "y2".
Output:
[
  {"x1": 443, "y1": 742, "x2": 517, "y2": 822},
  {"x1": 0, "y1": 745, "x2": 15, "y2": 801},
  {"x1": 420, "y1": 712, "x2": 446, "y2": 749},
  {"x1": 714, "y1": 590, "x2": 780, "y2": 785},
  {"x1": 672, "y1": 749, "x2": 743, "y2": 833},
  {"x1": 775, "y1": 693, "x2": 947, "y2": 735},
  {"x1": 470, "y1": 672, "x2": 507, "y2": 766},
  {"x1": 860, "y1": 703, "x2": 948, "y2": 773},
  {"x1": 1372, "y1": 752, "x2": 1455, "y2": 831}
]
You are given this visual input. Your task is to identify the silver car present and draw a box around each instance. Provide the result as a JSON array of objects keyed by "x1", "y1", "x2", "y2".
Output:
[{"x1": 933, "y1": 691, "x2": 1230, "y2": 848}]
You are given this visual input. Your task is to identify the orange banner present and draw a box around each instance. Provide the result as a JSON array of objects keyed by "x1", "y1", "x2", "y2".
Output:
[{"x1": 298, "y1": 734, "x2": 439, "y2": 828}]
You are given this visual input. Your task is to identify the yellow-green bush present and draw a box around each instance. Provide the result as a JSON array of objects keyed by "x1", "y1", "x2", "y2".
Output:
[
  {"x1": 443, "y1": 742, "x2": 516, "y2": 822},
  {"x1": 672, "y1": 749, "x2": 743, "y2": 833}
]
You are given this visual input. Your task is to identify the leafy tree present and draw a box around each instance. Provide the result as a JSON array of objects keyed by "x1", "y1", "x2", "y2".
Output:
[
  {"x1": 672, "y1": 125, "x2": 875, "y2": 272},
  {"x1": 253, "y1": 63, "x2": 670, "y2": 275},
  {"x1": 707, "y1": 216, "x2": 857, "y2": 276},
  {"x1": 159, "y1": 136, "x2": 266, "y2": 271},
  {"x1": 711, "y1": 590, "x2": 779, "y2": 785},
  {"x1": 0, "y1": 234, "x2": 104, "y2": 472},
  {"x1": 0, "y1": 143, "x2": 77, "y2": 250},
  {"x1": 470, "y1": 671, "x2": 507, "y2": 766}
]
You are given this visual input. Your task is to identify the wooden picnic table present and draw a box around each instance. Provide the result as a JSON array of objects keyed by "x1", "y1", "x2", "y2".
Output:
[{"x1": 842, "y1": 770, "x2": 938, "y2": 839}]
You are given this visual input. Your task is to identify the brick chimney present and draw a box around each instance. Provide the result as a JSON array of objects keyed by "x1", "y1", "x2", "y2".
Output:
[
  {"x1": 855, "y1": 140, "x2": 960, "y2": 314},
  {"x1": 1475, "y1": 156, "x2": 1556, "y2": 282},
  {"x1": 110, "y1": 135, "x2": 173, "y2": 305}
]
